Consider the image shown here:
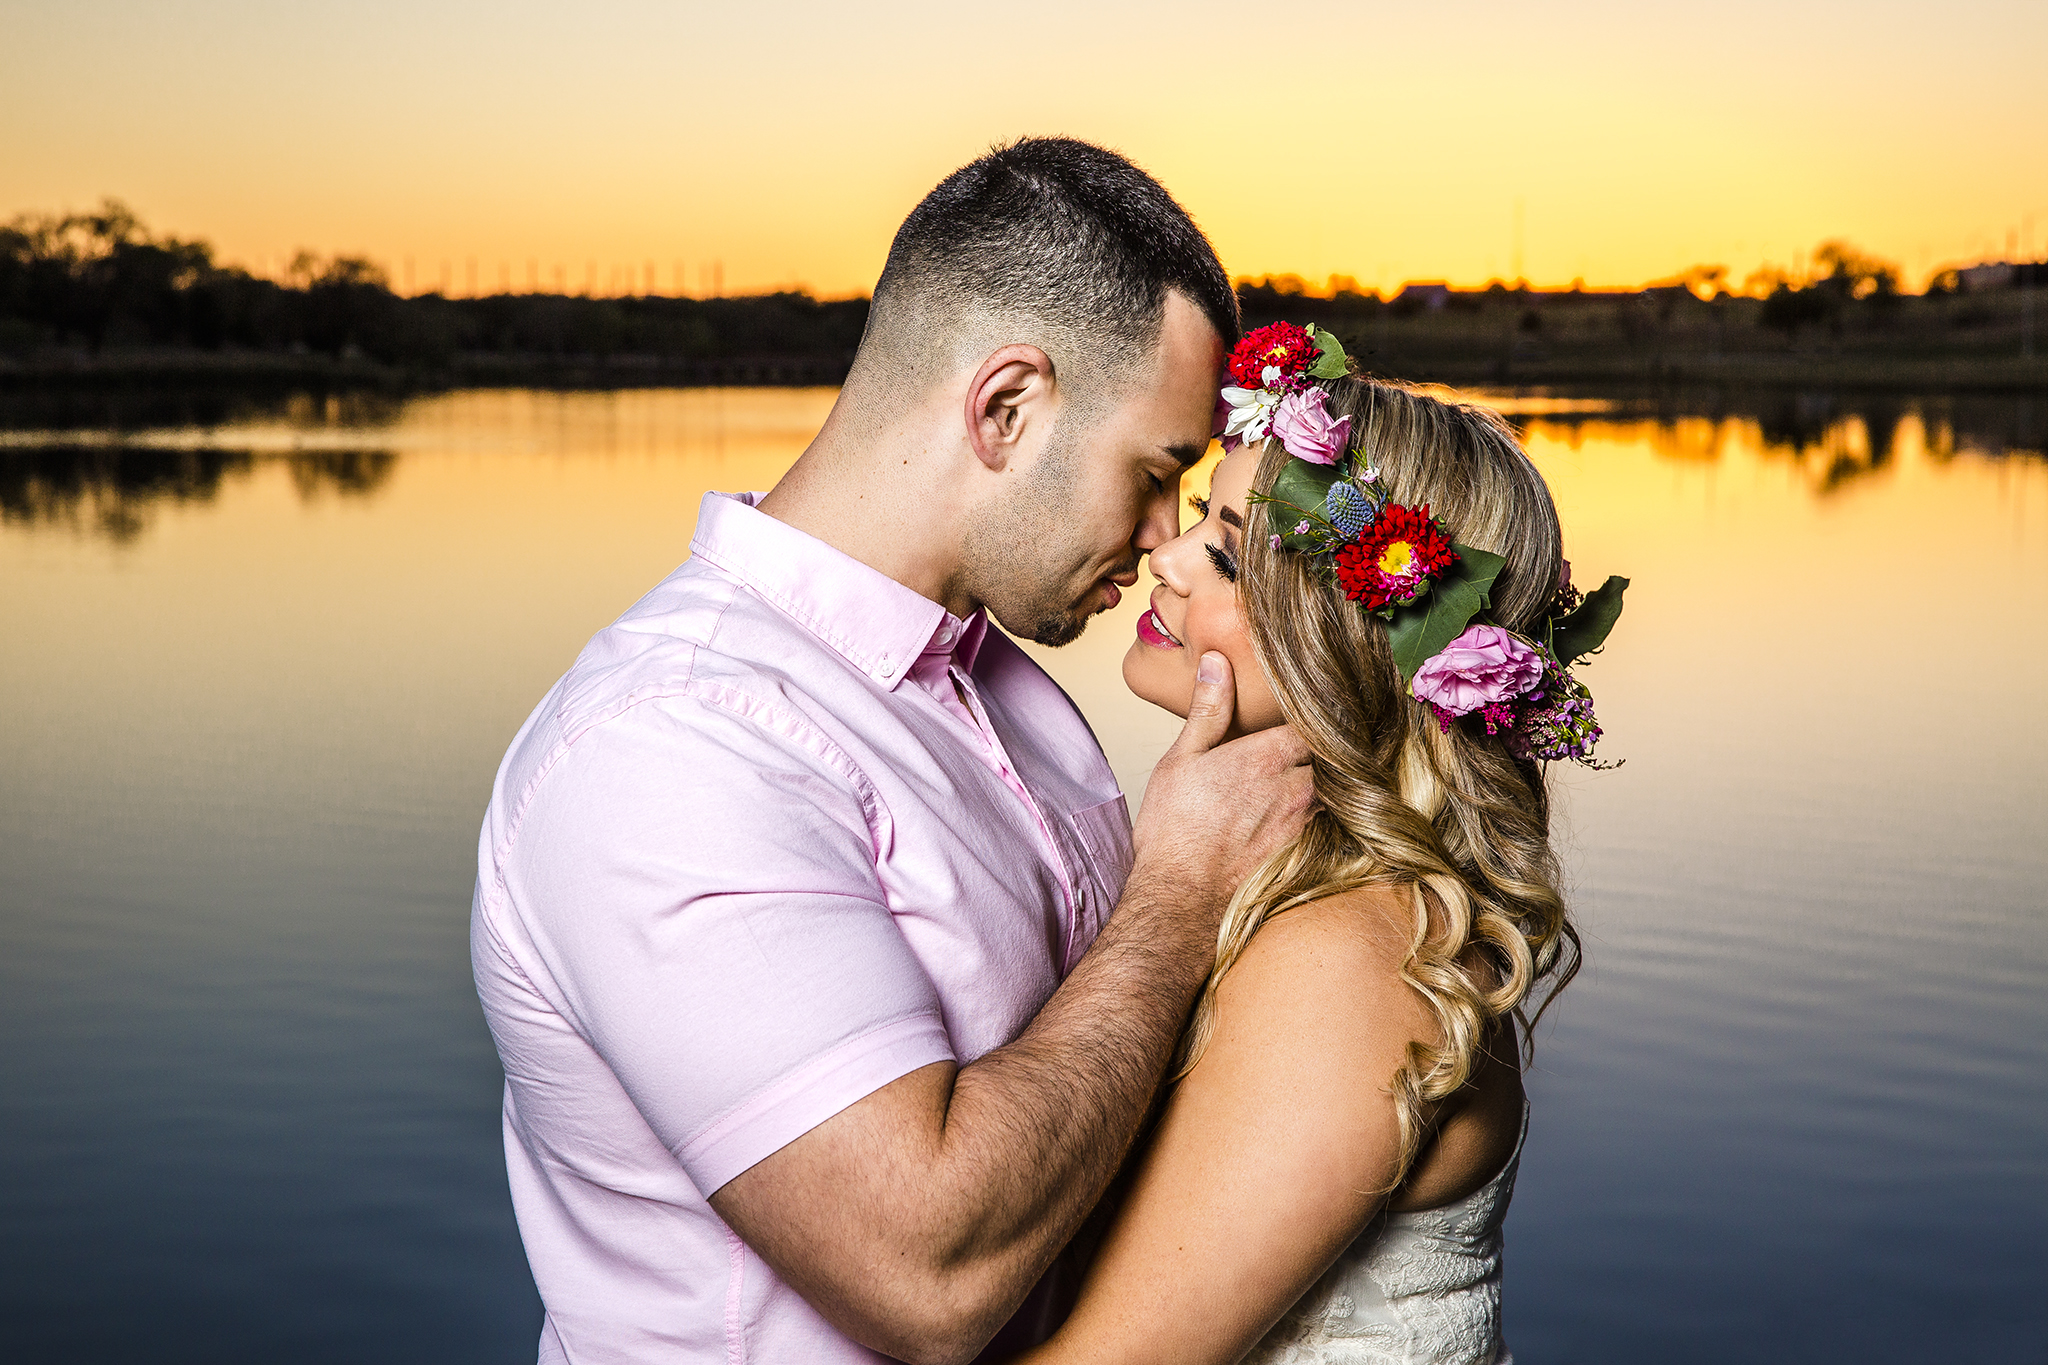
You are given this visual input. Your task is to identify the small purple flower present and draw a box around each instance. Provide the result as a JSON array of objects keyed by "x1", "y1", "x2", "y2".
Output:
[{"x1": 1510, "y1": 647, "x2": 1612, "y2": 765}]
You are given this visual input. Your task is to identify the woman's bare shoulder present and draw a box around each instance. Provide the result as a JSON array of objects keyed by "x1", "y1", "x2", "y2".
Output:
[
  {"x1": 1208, "y1": 884, "x2": 1434, "y2": 1056},
  {"x1": 1208, "y1": 883, "x2": 1524, "y2": 1212},
  {"x1": 1221, "y1": 885, "x2": 1421, "y2": 997}
]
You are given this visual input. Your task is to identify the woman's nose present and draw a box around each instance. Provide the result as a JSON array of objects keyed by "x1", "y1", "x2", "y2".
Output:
[{"x1": 1148, "y1": 527, "x2": 1197, "y2": 592}]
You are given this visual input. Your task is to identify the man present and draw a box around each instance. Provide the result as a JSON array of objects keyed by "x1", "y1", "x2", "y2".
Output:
[{"x1": 472, "y1": 137, "x2": 1312, "y2": 1364}]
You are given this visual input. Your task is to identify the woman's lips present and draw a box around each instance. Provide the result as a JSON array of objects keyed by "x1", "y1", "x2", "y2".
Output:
[{"x1": 1135, "y1": 607, "x2": 1183, "y2": 649}]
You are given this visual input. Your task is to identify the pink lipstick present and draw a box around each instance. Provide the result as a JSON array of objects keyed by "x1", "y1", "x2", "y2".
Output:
[{"x1": 1135, "y1": 608, "x2": 1183, "y2": 649}]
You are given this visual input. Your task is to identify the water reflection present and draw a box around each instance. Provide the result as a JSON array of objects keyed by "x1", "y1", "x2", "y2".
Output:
[
  {"x1": 0, "y1": 384, "x2": 408, "y2": 435},
  {"x1": 0, "y1": 445, "x2": 396, "y2": 542},
  {"x1": 1489, "y1": 390, "x2": 2044, "y2": 496}
]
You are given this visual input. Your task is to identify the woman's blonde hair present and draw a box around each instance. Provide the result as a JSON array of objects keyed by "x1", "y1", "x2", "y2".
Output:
[{"x1": 1177, "y1": 377, "x2": 1580, "y2": 1190}]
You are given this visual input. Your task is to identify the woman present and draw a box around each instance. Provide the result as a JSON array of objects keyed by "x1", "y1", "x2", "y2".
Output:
[{"x1": 1014, "y1": 327, "x2": 1622, "y2": 1365}]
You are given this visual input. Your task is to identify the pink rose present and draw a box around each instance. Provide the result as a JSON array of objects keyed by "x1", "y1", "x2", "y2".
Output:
[
  {"x1": 1410, "y1": 625, "x2": 1543, "y2": 717},
  {"x1": 1270, "y1": 390, "x2": 1352, "y2": 465}
]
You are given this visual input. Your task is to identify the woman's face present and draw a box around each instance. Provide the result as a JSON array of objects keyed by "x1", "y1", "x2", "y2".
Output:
[{"x1": 1122, "y1": 446, "x2": 1285, "y2": 736}]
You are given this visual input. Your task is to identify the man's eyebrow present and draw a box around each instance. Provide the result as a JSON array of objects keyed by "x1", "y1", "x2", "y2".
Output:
[
  {"x1": 1218, "y1": 505, "x2": 1243, "y2": 530},
  {"x1": 1163, "y1": 442, "x2": 1205, "y2": 468}
]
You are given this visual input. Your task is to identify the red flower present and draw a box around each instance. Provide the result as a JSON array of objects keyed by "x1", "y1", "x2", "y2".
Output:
[
  {"x1": 1334, "y1": 503, "x2": 1458, "y2": 610},
  {"x1": 1228, "y1": 322, "x2": 1319, "y2": 388}
]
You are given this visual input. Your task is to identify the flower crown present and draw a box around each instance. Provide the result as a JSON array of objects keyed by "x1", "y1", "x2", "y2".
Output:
[{"x1": 1217, "y1": 321, "x2": 1628, "y2": 767}]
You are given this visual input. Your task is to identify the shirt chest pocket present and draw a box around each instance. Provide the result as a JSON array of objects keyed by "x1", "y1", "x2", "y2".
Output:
[{"x1": 1061, "y1": 794, "x2": 1134, "y2": 973}]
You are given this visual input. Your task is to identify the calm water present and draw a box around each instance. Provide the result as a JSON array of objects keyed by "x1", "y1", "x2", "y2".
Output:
[{"x1": 2, "y1": 387, "x2": 2043, "y2": 1362}]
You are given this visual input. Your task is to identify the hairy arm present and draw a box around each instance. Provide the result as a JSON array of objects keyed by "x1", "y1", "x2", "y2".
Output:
[
  {"x1": 710, "y1": 657, "x2": 1313, "y2": 1365},
  {"x1": 1011, "y1": 888, "x2": 1503, "y2": 1365}
]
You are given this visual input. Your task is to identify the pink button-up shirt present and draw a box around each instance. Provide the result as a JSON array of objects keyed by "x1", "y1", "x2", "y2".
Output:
[{"x1": 472, "y1": 491, "x2": 1135, "y2": 1363}]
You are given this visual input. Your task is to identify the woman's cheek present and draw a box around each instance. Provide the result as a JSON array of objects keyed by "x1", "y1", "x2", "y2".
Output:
[
  {"x1": 1187, "y1": 594, "x2": 1253, "y2": 678},
  {"x1": 1191, "y1": 589, "x2": 1283, "y2": 732}
]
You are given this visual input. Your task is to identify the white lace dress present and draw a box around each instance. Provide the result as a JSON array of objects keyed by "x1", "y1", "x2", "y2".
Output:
[{"x1": 1242, "y1": 1105, "x2": 1528, "y2": 1365}]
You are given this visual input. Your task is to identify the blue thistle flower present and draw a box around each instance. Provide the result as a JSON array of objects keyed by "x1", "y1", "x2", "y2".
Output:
[{"x1": 1324, "y1": 480, "x2": 1375, "y2": 539}]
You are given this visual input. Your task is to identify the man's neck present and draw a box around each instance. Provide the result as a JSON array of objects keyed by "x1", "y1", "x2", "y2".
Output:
[{"x1": 756, "y1": 400, "x2": 980, "y2": 620}]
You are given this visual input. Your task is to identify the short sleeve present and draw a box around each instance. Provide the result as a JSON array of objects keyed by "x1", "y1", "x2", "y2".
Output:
[{"x1": 500, "y1": 692, "x2": 955, "y2": 1194}]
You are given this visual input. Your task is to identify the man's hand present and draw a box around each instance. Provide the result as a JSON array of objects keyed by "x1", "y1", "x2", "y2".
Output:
[
  {"x1": 1127, "y1": 650, "x2": 1316, "y2": 944},
  {"x1": 710, "y1": 651, "x2": 1314, "y2": 1365}
]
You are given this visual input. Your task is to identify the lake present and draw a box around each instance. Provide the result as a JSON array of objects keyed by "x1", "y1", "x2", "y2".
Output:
[{"x1": 2, "y1": 385, "x2": 2043, "y2": 1362}]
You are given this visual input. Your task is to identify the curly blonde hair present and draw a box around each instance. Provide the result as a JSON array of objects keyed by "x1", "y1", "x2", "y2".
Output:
[{"x1": 1175, "y1": 377, "x2": 1581, "y2": 1190}]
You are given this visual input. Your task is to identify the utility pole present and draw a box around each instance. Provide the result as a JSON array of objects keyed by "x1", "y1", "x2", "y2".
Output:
[
  {"x1": 2024, "y1": 271, "x2": 2035, "y2": 359},
  {"x1": 2025, "y1": 216, "x2": 2038, "y2": 360},
  {"x1": 1512, "y1": 197, "x2": 1525, "y2": 286}
]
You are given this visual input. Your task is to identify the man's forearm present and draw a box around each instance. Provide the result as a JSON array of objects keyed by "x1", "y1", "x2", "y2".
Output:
[
  {"x1": 927, "y1": 870, "x2": 1218, "y2": 1296},
  {"x1": 711, "y1": 865, "x2": 1217, "y2": 1365}
]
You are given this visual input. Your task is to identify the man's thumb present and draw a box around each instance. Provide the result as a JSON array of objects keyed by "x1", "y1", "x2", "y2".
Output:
[{"x1": 1174, "y1": 651, "x2": 1236, "y2": 755}]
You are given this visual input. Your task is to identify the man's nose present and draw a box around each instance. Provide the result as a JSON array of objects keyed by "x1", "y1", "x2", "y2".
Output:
[{"x1": 1134, "y1": 486, "x2": 1183, "y2": 552}]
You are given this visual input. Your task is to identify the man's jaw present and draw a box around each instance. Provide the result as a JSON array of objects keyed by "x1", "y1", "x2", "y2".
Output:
[{"x1": 1016, "y1": 561, "x2": 1140, "y2": 648}]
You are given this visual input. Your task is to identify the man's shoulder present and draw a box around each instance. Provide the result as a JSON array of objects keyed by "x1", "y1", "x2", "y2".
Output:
[
  {"x1": 487, "y1": 560, "x2": 879, "y2": 849},
  {"x1": 495, "y1": 672, "x2": 882, "y2": 863},
  {"x1": 549, "y1": 557, "x2": 839, "y2": 742}
]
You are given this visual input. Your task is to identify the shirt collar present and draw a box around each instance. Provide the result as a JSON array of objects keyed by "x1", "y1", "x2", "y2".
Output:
[
  {"x1": 933, "y1": 611, "x2": 988, "y2": 673},
  {"x1": 689, "y1": 491, "x2": 984, "y2": 690}
]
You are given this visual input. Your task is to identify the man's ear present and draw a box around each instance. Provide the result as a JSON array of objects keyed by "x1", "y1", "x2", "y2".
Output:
[{"x1": 964, "y1": 344, "x2": 1055, "y2": 472}]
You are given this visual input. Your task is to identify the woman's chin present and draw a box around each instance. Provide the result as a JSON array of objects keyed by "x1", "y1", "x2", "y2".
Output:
[{"x1": 1122, "y1": 641, "x2": 1190, "y2": 719}]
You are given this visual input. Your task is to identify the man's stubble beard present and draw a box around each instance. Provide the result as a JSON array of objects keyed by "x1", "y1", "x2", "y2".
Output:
[{"x1": 963, "y1": 423, "x2": 1125, "y2": 649}]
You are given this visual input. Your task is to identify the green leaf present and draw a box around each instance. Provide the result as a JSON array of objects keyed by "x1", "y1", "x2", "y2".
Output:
[
  {"x1": 1260, "y1": 458, "x2": 1343, "y2": 547},
  {"x1": 1308, "y1": 325, "x2": 1350, "y2": 379},
  {"x1": 1547, "y1": 575, "x2": 1629, "y2": 666},
  {"x1": 1384, "y1": 545, "x2": 1507, "y2": 681}
]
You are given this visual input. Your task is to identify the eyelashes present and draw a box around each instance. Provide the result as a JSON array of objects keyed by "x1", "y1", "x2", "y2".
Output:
[{"x1": 1190, "y1": 494, "x2": 1237, "y2": 581}]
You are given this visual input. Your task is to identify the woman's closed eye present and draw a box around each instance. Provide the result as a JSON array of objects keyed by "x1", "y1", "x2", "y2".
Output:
[{"x1": 1190, "y1": 494, "x2": 1240, "y2": 581}]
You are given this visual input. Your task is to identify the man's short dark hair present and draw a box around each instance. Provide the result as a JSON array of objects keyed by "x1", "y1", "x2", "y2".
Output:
[{"x1": 866, "y1": 137, "x2": 1239, "y2": 375}]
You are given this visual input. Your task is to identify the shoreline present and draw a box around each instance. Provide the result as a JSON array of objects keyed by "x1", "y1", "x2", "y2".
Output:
[{"x1": 3, "y1": 346, "x2": 2044, "y2": 398}]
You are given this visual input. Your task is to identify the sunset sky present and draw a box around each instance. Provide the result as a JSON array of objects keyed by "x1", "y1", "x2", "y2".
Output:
[{"x1": 4, "y1": 0, "x2": 2044, "y2": 297}]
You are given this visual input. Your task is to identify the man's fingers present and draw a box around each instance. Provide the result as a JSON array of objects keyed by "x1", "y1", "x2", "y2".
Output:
[
  {"x1": 1231, "y1": 722, "x2": 1312, "y2": 771},
  {"x1": 1168, "y1": 652, "x2": 1236, "y2": 758}
]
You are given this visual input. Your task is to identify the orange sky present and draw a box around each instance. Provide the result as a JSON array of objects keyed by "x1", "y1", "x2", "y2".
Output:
[{"x1": 4, "y1": 0, "x2": 2044, "y2": 296}]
